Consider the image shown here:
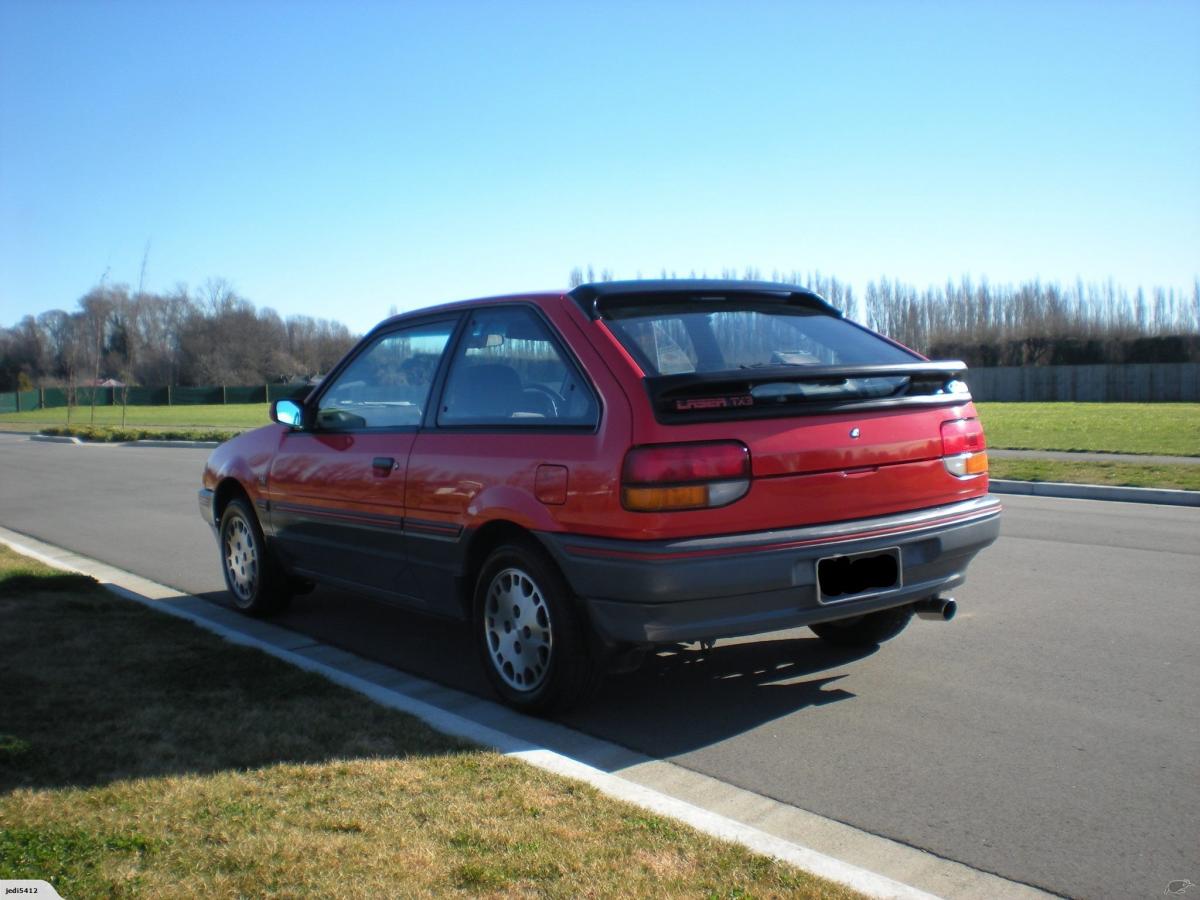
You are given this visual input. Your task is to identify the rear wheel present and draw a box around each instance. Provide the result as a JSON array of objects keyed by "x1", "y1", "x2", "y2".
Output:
[
  {"x1": 809, "y1": 604, "x2": 913, "y2": 647},
  {"x1": 474, "y1": 540, "x2": 601, "y2": 715},
  {"x1": 219, "y1": 497, "x2": 290, "y2": 616}
]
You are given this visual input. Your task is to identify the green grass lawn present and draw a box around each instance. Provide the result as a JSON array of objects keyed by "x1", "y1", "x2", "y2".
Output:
[
  {"x1": 988, "y1": 458, "x2": 1200, "y2": 491},
  {"x1": 0, "y1": 544, "x2": 856, "y2": 899},
  {"x1": 3, "y1": 400, "x2": 1198, "y2": 488},
  {"x1": 3, "y1": 400, "x2": 1196, "y2": 455},
  {"x1": 0, "y1": 402, "x2": 271, "y2": 433},
  {"x1": 975, "y1": 402, "x2": 1200, "y2": 457}
]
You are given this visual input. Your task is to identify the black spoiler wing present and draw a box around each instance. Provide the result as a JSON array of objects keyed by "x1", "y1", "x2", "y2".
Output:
[{"x1": 647, "y1": 360, "x2": 971, "y2": 423}]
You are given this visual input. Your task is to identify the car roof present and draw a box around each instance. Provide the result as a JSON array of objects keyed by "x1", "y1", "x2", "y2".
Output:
[
  {"x1": 369, "y1": 291, "x2": 568, "y2": 333},
  {"x1": 369, "y1": 279, "x2": 838, "y2": 334}
]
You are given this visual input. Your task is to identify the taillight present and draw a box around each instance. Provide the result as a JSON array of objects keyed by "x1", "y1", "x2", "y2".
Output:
[
  {"x1": 622, "y1": 441, "x2": 751, "y2": 511},
  {"x1": 941, "y1": 418, "x2": 988, "y2": 477}
]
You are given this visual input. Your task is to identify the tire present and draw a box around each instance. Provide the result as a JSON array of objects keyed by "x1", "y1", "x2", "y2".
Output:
[
  {"x1": 218, "y1": 497, "x2": 290, "y2": 617},
  {"x1": 474, "y1": 540, "x2": 601, "y2": 715},
  {"x1": 809, "y1": 604, "x2": 913, "y2": 647}
]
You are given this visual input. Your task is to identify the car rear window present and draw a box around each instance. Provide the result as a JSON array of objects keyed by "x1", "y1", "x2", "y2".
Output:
[{"x1": 604, "y1": 301, "x2": 917, "y2": 376}]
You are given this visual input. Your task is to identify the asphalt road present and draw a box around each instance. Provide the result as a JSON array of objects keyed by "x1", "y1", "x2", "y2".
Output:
[{"x1": 2, "y1": 432, "x2": 1197, "y2": 898}]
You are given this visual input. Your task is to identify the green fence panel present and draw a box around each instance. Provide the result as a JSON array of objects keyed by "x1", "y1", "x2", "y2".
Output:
[
  {"x1": 268, "y1": 382, "x2": 313, "y2": 402},
  {"x1": 171, "y1": 386, "x2": 224, "y2": 405},
  {"x1": 9, "y1": 383, "x2": 322, "y2": 411},
  {"x1": 123, "y1": 386, "x2": 169, "y2": 405},
  {"x1": 71, "y1": 387, "x2": 107, "y2": 407},
  {"x1": 225, "y1": 385, "x2": 267, "y2": 404}
]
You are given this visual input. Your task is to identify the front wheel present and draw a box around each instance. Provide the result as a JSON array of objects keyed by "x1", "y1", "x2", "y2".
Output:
[
  {"x1": 219, "y1": 497, "x2": 290, "y2": 617},
  {"x1": 474, "y1": 541, "x2": 601, "y2": 715},
  {"x1": 809, "y1": 604, "x2": 913, "y2": 647}
]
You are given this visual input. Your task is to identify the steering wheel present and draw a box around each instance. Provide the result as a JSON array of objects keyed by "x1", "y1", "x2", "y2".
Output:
[{"x1": 521, "y1": 384, "x2": 564, "y2": 417}]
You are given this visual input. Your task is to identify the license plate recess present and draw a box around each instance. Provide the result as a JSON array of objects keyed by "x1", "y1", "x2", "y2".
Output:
[{"x1": 817, "y1": 547, "x2": 901, "y2": 604}]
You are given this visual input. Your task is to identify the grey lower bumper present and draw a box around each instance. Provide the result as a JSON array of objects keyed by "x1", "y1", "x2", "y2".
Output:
[{"x1": 538, "y1": 496, "x2": 1001, "y2": 644}]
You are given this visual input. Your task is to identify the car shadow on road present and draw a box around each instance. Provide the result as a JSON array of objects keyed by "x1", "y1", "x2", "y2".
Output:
[
  {"x1": 197, "y1": 586, "x2": 876, "y2": 763},
  {"x1": 565, "y1": 639, "x2": 872, "y2": 758}
]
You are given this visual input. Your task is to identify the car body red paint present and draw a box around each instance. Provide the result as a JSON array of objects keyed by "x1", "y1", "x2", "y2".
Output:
[{"x1": 200, "y1": 281, "x2": 1000, "y2": 712}]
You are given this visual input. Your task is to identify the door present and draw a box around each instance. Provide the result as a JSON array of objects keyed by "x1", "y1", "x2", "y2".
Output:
[
  {"x1": 267, "y1": 317, "x2": 457, "y2": 601},
  {"x1": 405, "y1": 304, "x2": 605, "y2": 607}
]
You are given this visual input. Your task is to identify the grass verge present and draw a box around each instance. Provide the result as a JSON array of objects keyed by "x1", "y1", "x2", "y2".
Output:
[
  {"x1": 0, "y1": 403, "x2": 270, "y2": 434},
  {"x1": 4, "y1": 400, "x2": 1198, "y2": 456},
  {"x1": 35, "y1": 425, "x2": 239, "y2": 443},
  {"x1": 975, "y1": 402, "x2": 1200, "y2": 457},
  {"x1": 989, "y1": 458, "x2": 1200, "y2": 491},
  {"x1": 11, "y1": 400, "x2": 1197, "y2": 487},
  {"x1": 0, "y1": 545, "x2": 857, "y2": 899}
]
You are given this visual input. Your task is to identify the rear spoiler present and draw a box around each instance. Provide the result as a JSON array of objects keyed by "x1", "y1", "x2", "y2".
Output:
[
  {"x1": 568, "y1": 281, "x2": 842, "y2": 320},
  {"x1": 647, "y1": 360, "x2": 971, "y2": 423}
]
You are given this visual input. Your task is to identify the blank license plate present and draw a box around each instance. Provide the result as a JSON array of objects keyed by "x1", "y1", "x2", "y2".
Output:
[{"x1": 817, "y1": 547, "x2": 901, "y2": 603}]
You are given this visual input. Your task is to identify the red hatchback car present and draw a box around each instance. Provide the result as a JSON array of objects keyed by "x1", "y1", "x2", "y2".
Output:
[{"x1": 200, "y1": 281, "x2": 1000, "y2": 713}]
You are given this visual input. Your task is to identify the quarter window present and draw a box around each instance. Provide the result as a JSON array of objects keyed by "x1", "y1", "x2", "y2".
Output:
[
  {"x1": 438, "y1": 307, "x2": 598, "y2": 427},
  {"x1": 315, "y1": 320, "x2": 454, "y2": 430}
]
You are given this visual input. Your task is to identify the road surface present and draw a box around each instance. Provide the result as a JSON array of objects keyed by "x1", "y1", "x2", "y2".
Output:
[{"x1": 2, "y1": 432, "x2": 1197, "y2": 898}]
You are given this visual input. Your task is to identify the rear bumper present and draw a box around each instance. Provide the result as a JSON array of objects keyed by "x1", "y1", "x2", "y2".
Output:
[{"x1": 538, "y1": 495, "x2": 1001, "y2": 644}]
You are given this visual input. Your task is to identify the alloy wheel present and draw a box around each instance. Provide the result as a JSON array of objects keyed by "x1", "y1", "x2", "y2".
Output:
[
  {"x1": 223, "y1": 515, "x2": 258, "y2": 604},
  {"x1": 484, "y1": 567, "x2": 553, "y2": 692}
]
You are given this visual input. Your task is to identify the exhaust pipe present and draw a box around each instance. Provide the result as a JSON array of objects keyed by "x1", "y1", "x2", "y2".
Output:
[{"x1": 914, "y1": 596, "x2": 957, "y2": 622}]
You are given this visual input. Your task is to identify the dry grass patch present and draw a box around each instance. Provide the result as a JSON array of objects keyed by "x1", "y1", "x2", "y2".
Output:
[{"x1": 0, "y1": 544, "x2": 860, "y2": 899}]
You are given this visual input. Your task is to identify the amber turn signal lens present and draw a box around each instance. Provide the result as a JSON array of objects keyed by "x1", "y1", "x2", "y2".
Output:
[
  {"x1": 621, "y1": 484, "x2": 709, "y2": 512},
  {"x1": 964, "y1": 451, "x2": 988, "y2": 475},
  {"x1": 944, "y1": 450, "x2": 988, "y2": 477}
]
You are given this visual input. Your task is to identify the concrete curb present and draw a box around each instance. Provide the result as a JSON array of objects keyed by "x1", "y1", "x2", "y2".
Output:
[
  {"x1": 29, "y1": 434, "x2": 82, "y2": 444},
  {"x1": 0, "y1": 525, "x2": 1054, "y2": 900},
  {"x1": 24, "y1": 435, "x2": 220, "y2": 449},
  {"x1": 989, "y1": 479, "x2": 1199, "y2": 507},
  {"x1": 127, "y1": 439, "x2": 221, "y2": 449}
]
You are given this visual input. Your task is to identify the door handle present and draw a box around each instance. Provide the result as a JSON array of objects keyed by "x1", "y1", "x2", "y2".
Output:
[{"x1": 372, "y1": 457, "x2": 396, "y2": 473}]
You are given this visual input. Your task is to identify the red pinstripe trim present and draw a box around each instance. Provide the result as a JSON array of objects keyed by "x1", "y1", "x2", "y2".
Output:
[
  {"x1": 405, "y1": 519, "x2": 462, "y2": 536},
  {"x1": 272, "y1": 501, "x2": 404, "y2": 529}
]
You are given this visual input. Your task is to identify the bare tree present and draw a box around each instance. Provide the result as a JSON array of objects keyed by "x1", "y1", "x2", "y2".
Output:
[{"x1": 78, "y1": 286, "x2": 121, "y2": 423}]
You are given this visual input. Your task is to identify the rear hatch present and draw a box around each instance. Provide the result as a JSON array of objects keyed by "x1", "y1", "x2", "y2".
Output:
[
  {"x1": 646, "y1": 360, "x2": 966, "y2": 475},
  {"x1": 574, "y1": 282, "x2": 988, "y2": 534}
]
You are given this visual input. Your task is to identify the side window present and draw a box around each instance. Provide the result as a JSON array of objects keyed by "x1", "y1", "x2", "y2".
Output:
[
  {"x1": 437, "y1": 307, "x2": 599, "y2": 427},
  {"x1": 315, "y1": 320, "x2": 454, "y2": 430}
]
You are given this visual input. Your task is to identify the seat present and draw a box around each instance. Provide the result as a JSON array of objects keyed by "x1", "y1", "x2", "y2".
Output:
[{"x1": 444, "y1": 363, "x2": 524, "y2": 421}]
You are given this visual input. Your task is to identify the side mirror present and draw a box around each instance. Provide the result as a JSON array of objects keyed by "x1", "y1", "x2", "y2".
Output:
[{"x1": 271, "y1": 399, "x2": 304, "y2": 428}]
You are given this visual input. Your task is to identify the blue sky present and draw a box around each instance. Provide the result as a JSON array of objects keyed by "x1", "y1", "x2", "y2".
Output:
[{"x1": 2, "y1": 0, "x2": 1197, "y2": 334}]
